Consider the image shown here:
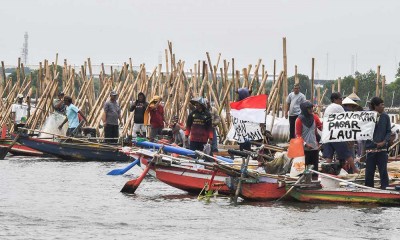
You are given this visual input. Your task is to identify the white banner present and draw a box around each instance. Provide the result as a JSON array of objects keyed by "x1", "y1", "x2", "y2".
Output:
[
  {"x1": 227, "y1": 117, "x2": 263, "y2": 143},
  {"x1": 321, "y1": 111, "x2": 377, "y2": 143}
]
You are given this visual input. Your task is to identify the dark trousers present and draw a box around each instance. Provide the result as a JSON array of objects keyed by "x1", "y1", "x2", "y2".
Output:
[
  {"x1": 66, "y1": 128, "x2": 76, "y2": 137},
  {"x1": 305, "y1": 150, "x2": 319, "y2": 179},
  {"x1": 190, "y1": 141, "x2": 206, "y2": 151},
  {"x1": 289, "y1": 115, "x2": 298, "y2": 139},
  {"x1": 104, "y1": 124, "x2": 119, "y2": 143},
  {"x1": 365, "y1": 151, "x2": 389, "y2": 189}
]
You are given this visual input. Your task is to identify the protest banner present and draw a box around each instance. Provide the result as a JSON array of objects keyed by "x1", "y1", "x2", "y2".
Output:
[
  {"x1": 227, "y1": 116, "x2": 263, "y2": 143},
  {"x1": 321, "y1": 111, "x2": 377, "y2": 143}
]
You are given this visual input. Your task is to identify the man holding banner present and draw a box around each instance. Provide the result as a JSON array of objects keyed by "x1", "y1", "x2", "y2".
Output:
[
  {"x1": 322, "y1": 92, "x2": 359, "y2": 173},
  {"x1": 365, "y1": 97, "x2": 391, "y2": 189}
]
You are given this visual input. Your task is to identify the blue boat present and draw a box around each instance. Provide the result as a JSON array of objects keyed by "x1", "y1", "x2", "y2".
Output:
[{"x1": 17, "y1": 134, "x2": 131, "y2": 162}]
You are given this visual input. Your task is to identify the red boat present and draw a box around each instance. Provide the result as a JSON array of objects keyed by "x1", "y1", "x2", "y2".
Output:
[
  {"x1": 134, "y1": 149, "x2": 232, "y2": 194},
  {"x1": 0, "y1": 138, "x2": 44, "y2": 157},
  {"x1": 233, "y1": 177, "x2": 287, "y2": 201}
]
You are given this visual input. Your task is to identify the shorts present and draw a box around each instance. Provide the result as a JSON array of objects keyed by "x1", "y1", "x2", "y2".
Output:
[{"x1": 322, "y1": 142, "x2": 352, "y2": 160}]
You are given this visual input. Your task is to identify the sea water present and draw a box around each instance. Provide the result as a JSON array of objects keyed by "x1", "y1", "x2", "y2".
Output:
[{"x1": 1, "y1": 156, "x2": 400, "y2": 240}]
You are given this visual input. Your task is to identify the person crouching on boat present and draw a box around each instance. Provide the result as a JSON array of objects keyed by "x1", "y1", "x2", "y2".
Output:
[
  {"x1": 295, "y1": 101, "x2": 322, "y2": 179},
  {"x1": 58, "y1": 96, "x2": 88, "y2": 137},
  {"x1": 365, "y1": 97, "x2": 391, "y2": 189},
  {"x1": 185, "y1": 97, "x2": 213, "y2": 152},
  {"x1": 170, "y1": 115, "x2": 186, "y2": 147}
]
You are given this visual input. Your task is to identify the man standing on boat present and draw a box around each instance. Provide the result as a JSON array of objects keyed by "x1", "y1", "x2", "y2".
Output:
[
  {"x1": 11, "y1": 94, "x2": 30, "y2": 132},
  {"x1": 102, "y1": 91, "x2": 123, "y2": 143},
  {"x1": 144, "y1": 96, "x2": 166, "y2": 141},
  {"x1": 129, "y1": 92, "x2": 148, "y2": 138},
  {"x1": 285, "y1": 83, "x2": 306, "y2": 139},
  {"x1": 58, "y1": 96, "x2": 88, "y2": 137},
  {"x1": 365, "y1": 97, "x2": 391, "y2": 189},
  {"x1": 323, "y1": 92, "x2": 359, "y2": 173},
  {"x1": 205, "y1": 98, "x2": 221, "y2": 153},
  {"x1": 185, "y1": 97, "x2": 213, "y2": 152}
]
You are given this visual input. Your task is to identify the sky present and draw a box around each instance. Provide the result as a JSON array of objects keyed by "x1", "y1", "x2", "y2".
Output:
[{"x1": 1, "y1": 0, "x2": 400, "y2": 82}]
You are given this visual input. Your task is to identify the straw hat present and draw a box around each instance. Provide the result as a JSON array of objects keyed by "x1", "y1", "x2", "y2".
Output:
[
  {"x1": 342, "y1": 97, "x2": 358, "y2": 105},
  {"x1": 347, "y1": 92, "x2": 361, "y2": 102}
]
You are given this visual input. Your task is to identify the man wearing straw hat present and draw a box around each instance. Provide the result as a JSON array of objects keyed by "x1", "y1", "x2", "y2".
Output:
[
  {"x1": 323, "y1": 92, "x2": 359, "y2": 173},
  {"x1": 285, "y1": 83, "x2": 306, "y2": 139},
  {"x1": 102, "y1": 90, "x2": 123, "y2": 143}
]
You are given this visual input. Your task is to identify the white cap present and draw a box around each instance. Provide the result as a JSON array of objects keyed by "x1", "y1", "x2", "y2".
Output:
[
  {"x1": 17, "y1": 93, "x2": 24, "y2": 98},
  {"x1": 342, "y1": 97, "x2": 358, "y2": 105}
]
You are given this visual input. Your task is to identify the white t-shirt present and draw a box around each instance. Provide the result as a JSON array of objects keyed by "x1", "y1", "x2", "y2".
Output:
[
  {"x1": 323, "y1": 103, "x2": 345, "y2": 118},
  {"x1": 11, "y1": 103, "x2": 29, "y2": 124}
]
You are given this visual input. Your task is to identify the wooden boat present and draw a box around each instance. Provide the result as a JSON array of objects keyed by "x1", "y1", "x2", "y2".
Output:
[
  {"x1": 17, "y1": 134, "x2": 131, "y2": 161},
  {"x1": 225, "y1": 176, "x2": 287, "y2": 201},
  {"x1": 288, "y1": 170, "x2": 400, "y2": 205},
  {"x1": 135, "y1": 149, "x2": 232, "y2": 194},
  {"x1": 0, "y1": 138, "x2": 44, "y2": 157}
]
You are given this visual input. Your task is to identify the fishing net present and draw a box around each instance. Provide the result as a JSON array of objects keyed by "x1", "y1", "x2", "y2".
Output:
[{"x1": 263, "y1": 152, "x2": 292, "y2": 175}]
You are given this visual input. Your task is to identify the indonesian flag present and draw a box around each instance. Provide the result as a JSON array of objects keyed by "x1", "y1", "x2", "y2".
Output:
[{"x1": 230, "y1": 94, "x2": 268, "y2": 123}]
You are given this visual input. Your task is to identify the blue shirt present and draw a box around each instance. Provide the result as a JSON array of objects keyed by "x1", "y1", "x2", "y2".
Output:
[{"x1": 66, "y1": 104, "x2": 80, "y2": 128}]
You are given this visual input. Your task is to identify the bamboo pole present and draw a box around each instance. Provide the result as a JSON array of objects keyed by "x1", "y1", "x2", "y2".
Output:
[
  {"x1": 311, "y1": 58, "x2": 315, "y2": 103},
  {"x1": 376, "y1": 65, "x2": 380, "y2": 97}
]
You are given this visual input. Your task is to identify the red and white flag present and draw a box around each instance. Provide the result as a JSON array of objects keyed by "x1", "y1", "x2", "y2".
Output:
[{"x1": 230, "y1": 94, "x2": 268, "y2": 123}]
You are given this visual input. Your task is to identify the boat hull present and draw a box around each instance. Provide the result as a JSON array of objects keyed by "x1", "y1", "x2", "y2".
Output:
[
  {"x1": 0, "y1": 139, "x2": 44, "y2": 157},
  {"x1": 17, "y1": 135, "x2": 130, "y2": 161},
  {"x1": 239, "y1": 181, "x2": 287, "y2": 201},
  {"x1": 140, "y1": 157, "x2": 231, "y2": 194},
  {"x1": 289, "y1": 187, "x2": 400, "y2": 205}
]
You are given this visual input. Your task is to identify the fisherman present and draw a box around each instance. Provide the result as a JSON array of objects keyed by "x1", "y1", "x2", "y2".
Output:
[
  {"x1": 295, "y1": 101, "x2": 322, "y2": 179},
  {"x1": 129, "y1": 92, "x2": 148, "y2": 138},
  {"x1": 185, "y1": 97, "x2": 213, "y2": 152},
  {"x1": 102, "y1": 91, "x2": 123, "y2": 143},
  {"x1": 365, "y1": 97, "x2": 391, "y2": 189},
  {"x1": 53, "y1": 91, "x2": 66, "y2": 114},
  {"x1": 144, "y1": 95, "x2": 166, "y2": 141},
  {"x1": 205, "y1": 98, "x2": 221, "y2": 153},
  {"x1": 58, "y1": 96, "x2": 88, "y2": 137},
  {"x1": 322, "y1": 92, "x2": 359, "y2": 173},
  {"x1": 170, "y1": 115, "x2": 186, "y2": 147},
  {"x1": 237, "y1": 87, "x2": 252, "y2": 151},
  {"x1": 285, "y1": 83, "x2": 306, "y2": 139},
  {"x1": 11, "y1": 94, "x2": 30, "y2": 132}
]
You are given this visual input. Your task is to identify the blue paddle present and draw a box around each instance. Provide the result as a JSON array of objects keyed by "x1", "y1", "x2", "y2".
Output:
[{"x1": 107, "y1": 158, "x2": 140, "y2": 175}]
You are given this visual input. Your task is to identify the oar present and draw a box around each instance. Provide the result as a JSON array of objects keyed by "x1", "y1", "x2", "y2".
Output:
[
  {"x1": 0, "y1": 133, "x2": 22, "y2": 160},
  {"x1": 276, "y1": 174, "x2": 305, "y2": 202},
  {"x1": 120, "y1": 154, "x2": 158, "y2": 193},
  {"x1": 107, "y1": 158, "x2": 139, "y2": 175},
  {"x1": 233, "y1": 155, "x2": 251, "y2": 205}
]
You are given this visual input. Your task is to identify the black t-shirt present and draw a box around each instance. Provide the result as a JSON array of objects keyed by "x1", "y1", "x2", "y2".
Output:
[{"x1": 130, "y1": 101, "x2": 149, "y2": 124}]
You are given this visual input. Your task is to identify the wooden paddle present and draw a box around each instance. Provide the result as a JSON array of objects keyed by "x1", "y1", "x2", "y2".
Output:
[{"x1": 120, "y1": 152, "x2": 159, "y2": 193}]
